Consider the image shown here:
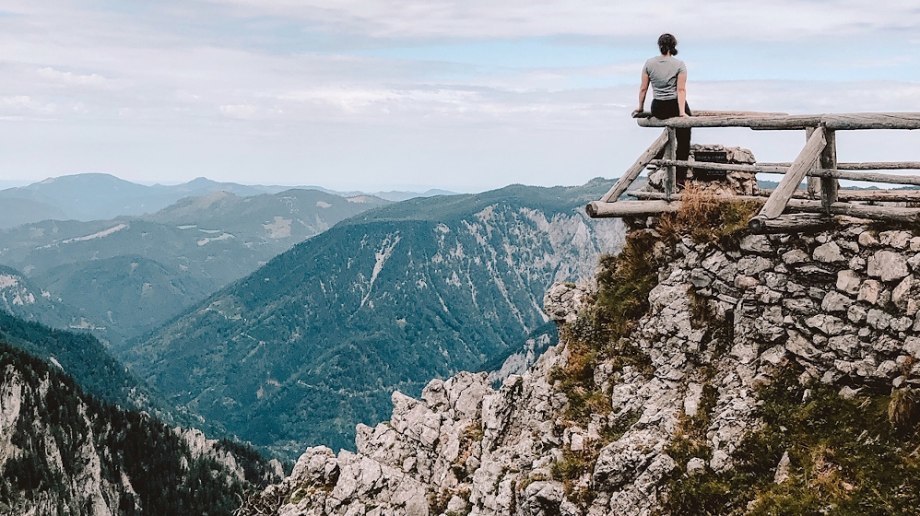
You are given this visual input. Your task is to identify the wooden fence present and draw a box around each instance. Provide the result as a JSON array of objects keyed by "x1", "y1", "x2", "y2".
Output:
[{"x1": 587, "y1": 112, "x2": 920, "y2": 232}]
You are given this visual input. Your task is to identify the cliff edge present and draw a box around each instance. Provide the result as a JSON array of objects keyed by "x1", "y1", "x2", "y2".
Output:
[{"x1": 240, "y1": 201, "x2": 920, "y2": 515}]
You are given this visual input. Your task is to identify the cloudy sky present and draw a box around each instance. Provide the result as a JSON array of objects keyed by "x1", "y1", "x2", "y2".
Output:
[{"x1": 2, "y1": 0, "x2": 920, "y2": 191}]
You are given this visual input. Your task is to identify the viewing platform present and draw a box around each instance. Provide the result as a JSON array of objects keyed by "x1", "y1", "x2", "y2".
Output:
[{"x1": 588, "y1": 111, "x2": 920, "y2": 233}]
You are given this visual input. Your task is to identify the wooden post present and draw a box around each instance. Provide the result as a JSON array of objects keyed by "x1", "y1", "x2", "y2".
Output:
[
  {"x1": 820, "y1": 129, "x2": 839, "y2": 212},
  {"x1": 805, "y1": 127, "x2": 821, "y2": 199},
  {"x1": 665, "y1": 128, "x2": 677, "y2": 200},
  {"x1": 752, "y1": 126, "x2": 826, "y2": 222}
]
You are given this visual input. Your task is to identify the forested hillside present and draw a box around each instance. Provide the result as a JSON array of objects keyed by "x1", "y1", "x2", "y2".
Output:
[
  {"x1": 129, "y1": 179, "x2": 624, "y2": 457},
  {"x1": 0, "y1": 309, "x2": 178, "y2": 422},
  {"x1": 0, "y1": 341, "x2": 282, "y2": 514}
]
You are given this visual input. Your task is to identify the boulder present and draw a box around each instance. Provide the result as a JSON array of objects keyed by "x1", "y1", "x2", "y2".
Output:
[{"x1": 867, "y1": 251, "x2": 909, "y2": 282}]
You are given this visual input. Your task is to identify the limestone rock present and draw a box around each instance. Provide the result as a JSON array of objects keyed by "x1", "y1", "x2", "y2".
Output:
[
  {"x1": 879, "y1": 230, "x2": 912, "y2": 249},
  {"x1": 813, "y1": 242, "x2": 845, "y2": 263},
  {"x1": 858, "y1": 280, "x2": 882, "y2": 305},
  {"x1": 686, "y1": 457, "x2": 706, "y2": 476},
  {"x1": 836, "y1": 270, "x2": 861, "y2": 295},
  {"x1": 773, "y1": 451, "x2": 791, "y2": 484},
  {"x1": 867, "y1": 251, "x2": 909, "y2": 282},
  {"x1": 543, "y1": 282, "x2": 590, "y2": 324}
]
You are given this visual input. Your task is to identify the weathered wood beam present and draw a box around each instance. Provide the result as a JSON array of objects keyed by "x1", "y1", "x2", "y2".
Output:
[
  {"x1": 756, "y1": 126, "x2": 827, "y2": 220},
  {"x1": 748, "y1": 213, "x2": 834, "y2": 234},
  {"x1": 808, "y1": 168, "x2": 920, "y2": 186},
  {"x1": 759, "y1": 161, "x2": 920, "y2": 170},
  {"x1": 764, "y1": 189, "x2": 920, "y2": 202},
  {"x1": 836, "y1": 162, "x2": 920, "y2": 170},
  {"x1": 600, "y1": 129, "x2": 669, "y2": 203},
  {"x1": 650, "y1": 159, "x2": 788, "y2": 174},
  {"x1": 588, "y1": 197, "x2": 920, "y2": 225},
  {"x1": 824, "y1": 113, "x2": 920, "y2": 130},
  {"x1": 638, "y1": 115, "x2": 820, "y2": 129},
  {"x1": 632, "y1": 110, "x2": 788, "y2": 119},
  {"x1": 805, "y1": 127, "x2": 821, "y2": 199},
  {"x1": 630, "y1": 188, "x2": 920, "y2": 203},
  {"x1": 820, "y1": 129, "x2": 839, "y2": 210},
  {"x1": 786, "y1": 199, "x2": 920, "y2": 223},
  {"x1": 628, "y1": 191, "x2": 769, "y2": 202},
  {"x1": 586, "y1": 200, "x2": 680, "y2": 218},
  {"x1": 659, "y1": 159, "x2": 920, "y2": 187},
  {"x1": 665, "y1": 128, "x2": 677, "y2": 200},
  {"x1": 637, "y1": 112, "x2": 920, "y2": 130}
]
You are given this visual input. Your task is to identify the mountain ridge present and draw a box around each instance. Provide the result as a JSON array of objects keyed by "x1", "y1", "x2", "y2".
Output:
[
  {"x1": 0, "y1": 188, "x2": 388, "y2": 347},
  {"x1": 127, "y1": 180, "x2": 624, "y2": 457}
]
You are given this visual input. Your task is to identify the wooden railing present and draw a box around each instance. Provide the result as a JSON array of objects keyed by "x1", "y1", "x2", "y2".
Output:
[{"x1": 587, "y1": 111, "x2": 920, "y2": 232}]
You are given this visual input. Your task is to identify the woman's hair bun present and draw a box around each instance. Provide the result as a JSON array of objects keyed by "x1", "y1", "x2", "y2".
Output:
[{"x1": 658, "y1": 33, "x2": 678, "y2": 56}]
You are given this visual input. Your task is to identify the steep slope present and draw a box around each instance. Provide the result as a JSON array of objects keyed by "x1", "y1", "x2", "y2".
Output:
[
  {"x1": 0, "y1": 342, "x2": 282, "y2": 515},
  {"x1": 0, "y1": 197, "x2": 67, "y2": 230},
  {"x1": 242, "y1": 214, "x2": 920, "y2": 516},
  {"x1": 39, "y1": 256, "x2": 216, "y2": 345},
  {"x1": 0, "y1": 189, "x2": 386, "y2": 346},
  {"x1": 0, "y1": 265, "x2": 92, "y2": 331},
  {"x1": 129, "y1": 180, "x2": 624, "y2": 456},
  {"x1": 0, "y1": 309, "x2": 170, "y2": 420}
]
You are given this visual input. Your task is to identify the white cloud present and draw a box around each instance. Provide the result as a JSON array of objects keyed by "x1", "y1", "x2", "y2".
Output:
[
  {"x1": 203, "y1": 0, "x2": 920, "y2": 41},
  {"x1": 0, "y1": 95, "x2": 57, "y2": 115},
  {"x1": 36, "y1": 67, "x2": 115, "y2": 89}
]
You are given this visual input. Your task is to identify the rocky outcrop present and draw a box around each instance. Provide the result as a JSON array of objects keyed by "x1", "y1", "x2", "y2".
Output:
[
  {"x1": 0, "y1": 343, "x2": 281, "y2": 515},
  {"x1": 243, "y1": 222, "x2": 920, "y2": 515}
]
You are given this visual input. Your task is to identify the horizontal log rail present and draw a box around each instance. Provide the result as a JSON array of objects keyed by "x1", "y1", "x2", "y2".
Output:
[
  {"x1": 633, "y1": 110, "x2": 789, "y2": 119},
  {"x1": 637, "y1": 112, "x2": 920, "y2": 130},
  {"x1": 629, "y1": 189, "x2": 920, "y2": 203},
  {"x1": 651, "y1": 159, "x2": 787, "y2": 174},
  {"x1": 586, "y1": 197, "x2": 920, "y2": 226},
  {"x1": 760, "y1": 161, "x2": 920, "y2": 170},
  {"x1": 650, "y1": 159, "x2": 920, "y2": 186},
  {"x1": 763, "y1": 189, "x2": 920, "y2": 202},
  {"x1": 808, "y1": 168, "x2": 920, "y2": 187}
]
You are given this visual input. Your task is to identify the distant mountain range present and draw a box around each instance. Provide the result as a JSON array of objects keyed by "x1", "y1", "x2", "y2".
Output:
[
  {"x1": 0, "y1": 188, "x2": 388, "y2": 346},
  {"x1": 126, "y1": 179, "x2": 624, "y2": 457},
  {"x1": 0, "y1": 173, "x2": 455, "y2": 228}
]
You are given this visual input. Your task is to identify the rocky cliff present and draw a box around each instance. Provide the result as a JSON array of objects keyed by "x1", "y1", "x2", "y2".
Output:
[
  {"x1": 0, "y1": 342, "x2": 284, "y2": 515},
  {"x1": 239, "y1": 203, "x2": 920, "y2": 515}
]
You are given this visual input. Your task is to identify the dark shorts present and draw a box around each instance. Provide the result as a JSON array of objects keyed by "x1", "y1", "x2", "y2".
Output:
[{"x1": 651, "y1": 99, "x2": 691, "y2": 119}]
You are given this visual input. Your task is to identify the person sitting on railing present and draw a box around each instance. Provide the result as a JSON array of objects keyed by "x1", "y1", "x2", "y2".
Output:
[{"x1": 632, "y1": 33, "x2": 692, "y2": 187}]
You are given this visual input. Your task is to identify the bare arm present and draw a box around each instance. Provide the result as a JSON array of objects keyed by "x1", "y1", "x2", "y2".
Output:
[
  {"x1": 634, "y1": 70, "x2": 649, "y2": 116},
  {"x1": 677, "y1": 71, "x2": 688, "y2": 116}
]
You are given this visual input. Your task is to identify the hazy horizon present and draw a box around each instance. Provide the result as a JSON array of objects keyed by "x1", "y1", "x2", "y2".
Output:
[{"x1": 2, "y1": 1, "x2": 920, "y2": 191}]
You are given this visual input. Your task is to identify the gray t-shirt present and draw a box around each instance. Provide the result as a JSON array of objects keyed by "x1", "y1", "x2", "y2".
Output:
[{"x1": 644, "y1": 56, "x2": 687, "y2": 101}]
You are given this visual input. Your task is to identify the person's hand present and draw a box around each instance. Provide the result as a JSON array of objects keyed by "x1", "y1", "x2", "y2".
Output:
[
  {"x1": 631, "y1": 108, "x2": 643, "y2": 118},
  {"x1": 679, "y1": 112, "x2": 689, "y2": 117}
]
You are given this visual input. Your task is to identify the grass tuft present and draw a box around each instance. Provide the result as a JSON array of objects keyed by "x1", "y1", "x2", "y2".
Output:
[
  {"x1": 664, "y1": 367, "x2": 920, "y2": 515},
  {"x1": 657, "y1": 184, "x2": 760, "y2": 248}
]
